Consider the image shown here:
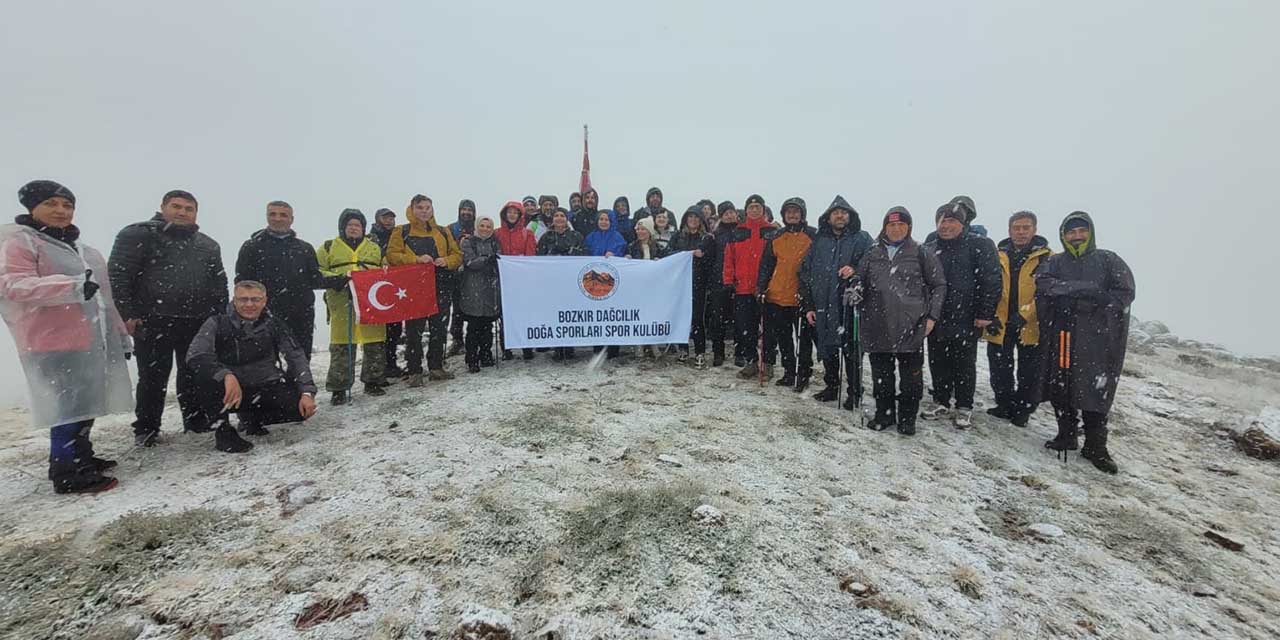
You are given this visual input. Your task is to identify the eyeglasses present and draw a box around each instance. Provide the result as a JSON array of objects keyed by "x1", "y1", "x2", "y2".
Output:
[{"x1": 234, "y1": 296, "x2": 265, "y2": 304}]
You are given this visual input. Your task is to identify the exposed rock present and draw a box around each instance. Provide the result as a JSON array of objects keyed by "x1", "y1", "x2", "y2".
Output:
[
  {"x1": 1177, "y1": 354, "x2": 1213, "y2": 369},
  {"x1": 1204, "y1": 530, "x2": 1244, "y2": 552},
  {"x1": 1191, "y1": 584, "x2": 1218, "y2": 598},
  {"x1": 824, "y1": 485, "x2": 852, "y2": 498},
  {"x1": 276, "y1": 481, "x2": 321, "y2": 517},
  {"x1": 1027, "y1": 523, "x2": 1065, "y2": 539},
  {"x1": 452, "y1": 604, "x2": 513, "y2": 640},
  {"x1": 841, "y1": 581, "x2": 873, "y2": 597},
  {"x1": 656, "y1": 454, "x2": 683, "y2": 467},
  {"x1": 1140, "y1": 320, "x2": 1171, "y2": 336},
  {"x1": 693, "y1": 504, "x2": 726, "y2": 526},
  {"x1": 1152, "y1": 334, "x2": 1181, "y2": 346},
  {"x1": 1233, "y1": 407, "x2": 1280, "y2": 461}
]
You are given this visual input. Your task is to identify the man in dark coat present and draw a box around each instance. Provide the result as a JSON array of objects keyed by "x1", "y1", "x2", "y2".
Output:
[
  {"x1": 671, "y1": 206, "x2": 717, "y2": 368},
  {"x1": 709, "y1": 201, "x2": 739, "y2": 366},
  {"x1": 984, "y1": 211, "x2": 1053, "y2": 427},
  {"x1": 446, "y1": 199, "x2": 477, "y2": 358},
  {"x1": 369, "y1": 208, "x2": 403, "y2": 378},
  {"x1": 235, "y1": 201, "x2": 338, "y2": 361},
  {"x1": 800, "y1": 196, "x2": 874, "y2": 404},
  {"x1": 109, "y1": 189, "x2": 228, "y2": 446},
  {"x1": 857, "y1": 207, "x2": 947, "y2": 434},
  {"x1": 187, "y1": 281, "x2": 318, "y2": 453},
  {"x1": 633, "y1": 186, "x2": 673, "y2": 224},
  {"x1": 1037, "y1": 212, "x2": 1135, "y2": 474},
  {"x1": 920, "y1": 201, "x2": 1001, "y2": 428},
  {"x1": 572, "y1": 188, "x2": 604, "y2": 238}
]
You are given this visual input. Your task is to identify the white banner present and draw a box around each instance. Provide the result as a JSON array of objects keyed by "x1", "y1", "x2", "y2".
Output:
[{"x1": 497, "y1": 253, "x2": 693, "y2": 348}]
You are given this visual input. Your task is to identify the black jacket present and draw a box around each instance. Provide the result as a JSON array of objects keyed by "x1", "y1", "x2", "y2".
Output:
[
  {"x1": 108, "y1": 213, "x2": 227, "y2": 321},
  {"x1": 572, "y1": 207, "x2": 602, "y2": 238},
  {"x1": 234, "y1": 229, "x2": 332, "y2": 329},
  {"x1": 799, "y1": 196, "x2": 874, "y2": 354},
  {"x1": 1035, "y1": 212, "x2": 1136, "y2": 414},
  {"x1": 536, "y1": 228, "x2": 585, "y2": 256},
  {"x1": 186, "y1": 308, "x2": 317, "y2": 395},
  {"x1": 626, "y1": 239, "x2": 668, "y2": 260},
  {"x1": 921, "y1": 230, "x2": 1001, "y2": 340},
  {"x1": 671, "y1": 207, "x2": 717, "y2": 293},
  {"x1": 711, "y1": 223, "x2": 739, "y2": 291}
]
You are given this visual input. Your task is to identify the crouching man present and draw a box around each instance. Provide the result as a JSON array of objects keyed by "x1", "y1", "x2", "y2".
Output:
[{"x1": 186, "y1": 280, "x2": 318, "y2": 453}]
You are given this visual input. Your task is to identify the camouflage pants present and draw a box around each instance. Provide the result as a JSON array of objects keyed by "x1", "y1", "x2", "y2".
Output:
[{"x1": 326, "y1": 342, "x2": 386, "y2": 392}]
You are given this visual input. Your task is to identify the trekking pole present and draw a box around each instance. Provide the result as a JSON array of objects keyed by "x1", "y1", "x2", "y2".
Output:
[
  {"x1": 757, "y1": 298, "x2": 765, "y2": 387},
  {"x1": 849, "y1": 280, "x2": 865, "y2": 429},
  {"x1": 347, "y1": 289, "x2": 355, "y2": 399},
  {"x1": 836, "y1": 295, "x2": 845, "y2": 409},
  {"x1": 495, "y1": 317, "x2": 502, "y2": 371}
]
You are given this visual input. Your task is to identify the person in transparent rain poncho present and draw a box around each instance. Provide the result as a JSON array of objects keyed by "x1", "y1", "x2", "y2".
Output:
[{"x1": 0, "y1": 181, "x2": 133, "y2": 494}]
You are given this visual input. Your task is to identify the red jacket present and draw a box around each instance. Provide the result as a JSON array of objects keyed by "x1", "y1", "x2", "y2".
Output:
[
  {"x1": 495, "y1": 201, "x2": 536, "y2": 256},
  {"x1": 722, "y1": 216, "x2": 772, "y2": 295}
]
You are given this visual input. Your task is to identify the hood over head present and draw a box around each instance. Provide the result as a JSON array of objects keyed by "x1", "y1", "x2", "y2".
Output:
[
  {"x1": 818, "y1": 195, "x2": 862, "y2": 235},
  {"x1": 1059, "y1": 210, "x2": 1096, "y2": 257},
  {"x1": 879, "y1": 206, "x2": 913, "y2": 241},
  {"x1": 338, "y1": 208, "x2": 367, "y2": 235},
  {"x1": 645, "y1": 186, "x2": 663, "y2": 206},
  {"x1": 613, "y1": 196, "x2": 631, "y2": 216},
  {"x1": 499, "y1": 200, "x2": 527, "y2": 229},
  {"x1": 948, "y1": 195, "x2": 977, "y2": 224},
  {"x1": 680, "y1": 205, "x2": 707, "y2": 233}
]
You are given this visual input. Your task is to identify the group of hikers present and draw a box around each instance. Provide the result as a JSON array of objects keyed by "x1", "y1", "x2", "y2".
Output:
[{"x1": 1, "y1": 180, "x2": 1136, "y2": 495}]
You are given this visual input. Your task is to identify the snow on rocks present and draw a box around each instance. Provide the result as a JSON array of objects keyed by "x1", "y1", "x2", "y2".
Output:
[
  {"x1": 1026, "y1": 523, "x2": 1065, "y2": 540},
  {"x1": 1231, "y1": 407, "x2": 1280, "y2": 461},
  {"x1": 452, "y1": 604, "x2": 514, "y2": 640},
  {"x1": 656, "y1": 453, "x2": 683, "y2": 467},
  {"x1": 275, "y1": 480, "x2": 321, "y2": 517},
  {"x1": 692, "y1": 504, "x2": 725, "y2": 526}
]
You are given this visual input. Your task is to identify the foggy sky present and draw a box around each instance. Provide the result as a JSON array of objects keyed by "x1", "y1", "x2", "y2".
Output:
[{"x1": 2, "y1": 1, "x2": 1277, "y2": 402}]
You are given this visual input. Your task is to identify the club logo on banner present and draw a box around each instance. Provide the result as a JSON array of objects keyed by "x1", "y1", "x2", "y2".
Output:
[
  {"x1": 578, "y1": 262, "x2": 619, "y2": 300},
  {"x1": 498, "y1": 253, "x2": 693, "y2": 349}
]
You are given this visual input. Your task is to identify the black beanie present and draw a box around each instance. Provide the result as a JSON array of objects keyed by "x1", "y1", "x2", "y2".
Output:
[
  {"x1": 18, "y1": 180, "x2": 76, "y2": 211},
  {"x1": 744, "y1": 194, "x2": 765, "y2": 208},
  {"x1": 884, "y1": 206, "x2": 913, "y2": 229},
  {"x1": 936, "y1": 202, "x2": 967, "y2": 223},
  {"x1": 718, "y1": 200, "x2": 737, "y2": 216}
]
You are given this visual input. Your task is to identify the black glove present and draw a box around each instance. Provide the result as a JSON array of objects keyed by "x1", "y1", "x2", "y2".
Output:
[
  {"x1": 984, "y1": 318, "x2": 1003, "y2": 336},
  {"x1": 83, "y1": 269, "x2": 100, "y2": 300},
  {"x1": 329, "y1": 275, "x2": 351, "y2": 291}
]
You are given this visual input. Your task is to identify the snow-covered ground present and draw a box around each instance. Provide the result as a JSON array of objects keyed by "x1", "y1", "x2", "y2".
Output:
[{"x1": 2, "y1": 330, "x2": 1279, "y2": 639}]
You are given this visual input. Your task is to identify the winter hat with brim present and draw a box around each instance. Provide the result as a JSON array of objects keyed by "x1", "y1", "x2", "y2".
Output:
[
  {"x1": 523, "y1": 196, "x2": 537, "y2": 208},
  {"x1": 780, "y1": 197, "x2": 807, "y2": 225},
  {"x1": 338, "y1": 208, "x2": 367, "y2": 234},
  {"x1": 744, "y1": 194, "x2": 765, "y2": 209},
  {"x1": 19, "y1": 180, "x2": 76, "y2": 211},
  {"x1": 539, "y1": 195, "x2": 558, "y2": 207},
  {"x1": 375, "y1": 208, "x2": 395, "y2": 219}
]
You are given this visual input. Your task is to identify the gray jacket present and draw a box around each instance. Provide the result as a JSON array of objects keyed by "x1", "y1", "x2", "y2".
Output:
[
  {"x1": 856, "y1": 237, "x2": 947, "y2": 353},
  {"x1": 459, "y1": 235, "x2": 502, "y2": 318},
  {"x1": 186, "y1": 308, "x2": 317, "y2": 395}
]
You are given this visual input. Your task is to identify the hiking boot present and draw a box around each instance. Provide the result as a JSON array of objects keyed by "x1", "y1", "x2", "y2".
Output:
[
  {"x1": 447, "y1": 342, "x2": 464, "y2": 358},
  {"x1": 986, "y1": 405, "x2": 1012, "y2": 420},
  {"x1": 468, "y1": 362, "x2": 481, "y2": 373},
  {"x1": 954, "y1": 408, "x2": 974, "y2": 429},
  {"x1": 712, "y1": 354, "x2": 725, "y2": 367},
  {"x1": 734, "y1": 356, "x2": 746, "y2": 368},
  {"x1": 761, "y1": 364, "x2": 774, "y2": 382},
  {"x1": 134, "y1": 430, "x2": 159, "y2": 448},
  {"x1": 776, "y1": 373, "x2": 796, "y2": 388},
  {"x1": 49, "y1": 462, "x2": 118, "y2": 494},
  {"x1": 897, "y1": 418, "x2": 917, "y2": 436},
  {"x1": 677, "y1": 351, "x2": 688, "y2": 363},
  {"x1": 479, "y1": 353, "x2": 496, "y2": 367},
  {"x1": 793, "y1": 377, "x2": 810, "y2": 393},
  {"x1": 364, "y1": 384, "x2": 387, "y2": 397},
  {"x1": 694, "y1": 354, "x2": 707, "y2": 369},
  {"x1": 330, "y1": 390, "x2": 349, "y2": 406},
  {"x1": 1010, "y1": 411, "x2": 1030, "y2": 428},
  {"x1": 407, "y1": 373, "x2": 426, "y2": 388},
  {"x1": 842, "y1": 394, "x2": 859, "y2": 411},
  {"x1": 737, "y1": 362, "x2": 758, "y2": 379},
  {"x1": 1081, "y1": 446, "x2": 1119, "y2": 474},
  {"x1": 812, "y1": 386, "x2": 838, "y2": 402},
  {"x1": 1044, "y1": 417, "x2": 1079, "y2": 461},
  {"x1": 428, "y1": 369, "x2": 455, "y2": 381},
  {"x1": 241, "y1": 419, "x2": 270, "y2": 436},
  {"x1": 869, "y1": 410, "x2": 897, "y2": 431},
  {"x1": 502, "y1": 350, "x2": 514, "y2": 361},
  {"x1": 920, "y1": 402, "x2": 952, "y2": 420},
  {"x1": 215, "y1": 421, "x2": 254, "y2": 453}
]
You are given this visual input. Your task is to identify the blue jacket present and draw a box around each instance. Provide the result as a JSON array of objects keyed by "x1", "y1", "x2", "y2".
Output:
[{"x1": 584, "y1": 211, "x2": 628, "y2": 256}]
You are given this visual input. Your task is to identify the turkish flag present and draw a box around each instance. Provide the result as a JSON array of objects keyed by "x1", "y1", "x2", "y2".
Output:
[{"x1": 349, "y1": 264, "x2": 438, "y2": 324}]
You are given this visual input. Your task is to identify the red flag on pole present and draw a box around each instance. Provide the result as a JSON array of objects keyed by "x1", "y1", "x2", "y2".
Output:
[
  {"x1": 579, "y1": 124, "x2": 592, "y2": 194},
  {"x1": 349, "y1": 264, "x2": 438, "y2": 324}
]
